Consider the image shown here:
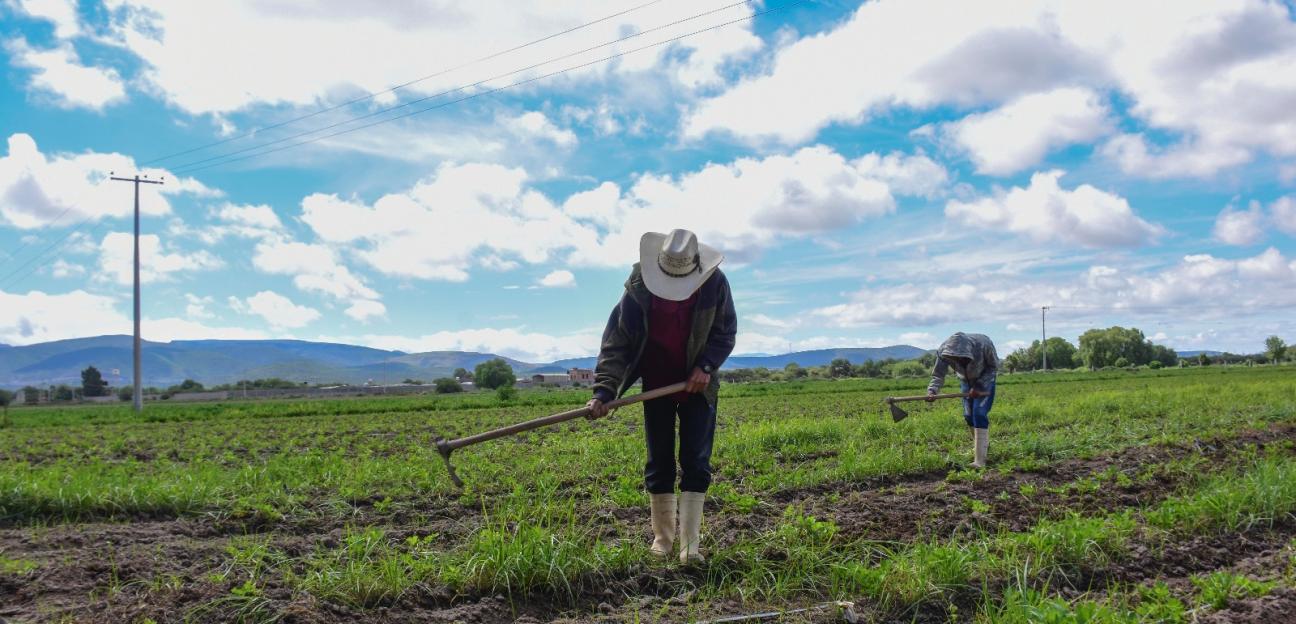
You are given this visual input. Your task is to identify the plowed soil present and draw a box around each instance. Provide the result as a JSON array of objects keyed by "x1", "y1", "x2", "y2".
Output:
[{"x1": 3, "y1": 424, "x2": 1294, "y2": 623}]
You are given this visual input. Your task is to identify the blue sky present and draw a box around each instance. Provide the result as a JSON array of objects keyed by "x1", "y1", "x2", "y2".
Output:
[{"x1": 2, "y1": 0, "x2": 1295, "y2": 361}]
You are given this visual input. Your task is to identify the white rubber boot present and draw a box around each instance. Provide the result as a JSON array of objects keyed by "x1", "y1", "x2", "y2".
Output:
[
  {"x1": 972, "y1": 428, "x2": 989, "y2": 469},
  {"x1": 678, "y1": 491, "x2": 705, "y2": 564},
  {"x1": 649, "y1": 493, "x2": 676, "y2": 558}
]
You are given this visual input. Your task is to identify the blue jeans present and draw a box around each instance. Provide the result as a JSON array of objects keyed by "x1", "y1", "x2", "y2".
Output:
[
  {"x1": 643, "y1": 394, "x2": 716, "y2": 494},
  {"x1": 961, "y1": 380, "x2": 995, "y2": 429}
]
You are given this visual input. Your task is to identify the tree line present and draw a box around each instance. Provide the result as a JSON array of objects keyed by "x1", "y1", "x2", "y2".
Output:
[
  {"x1": 1005, "y1": 327, "x2": 1292, "y2": 371},
  {"x1": 5, "y1": 335, "x2": 1291, "y2": 405}
]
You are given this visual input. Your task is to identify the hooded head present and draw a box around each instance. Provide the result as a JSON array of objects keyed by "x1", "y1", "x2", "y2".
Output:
[{"x1": 938, "y1": 332, "x2": 974, "y2": 366}]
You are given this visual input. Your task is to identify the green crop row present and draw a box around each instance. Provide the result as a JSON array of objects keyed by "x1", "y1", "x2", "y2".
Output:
[
  {"x1": 2, "y1": 367, "x2": 1292, "y2": 524},
  {"x1": 191, "y1": 449, "x2": 1296, "y2": 620},
  {"x1": 8, "y1": 365, "x2": 1286, "y2": 430}
]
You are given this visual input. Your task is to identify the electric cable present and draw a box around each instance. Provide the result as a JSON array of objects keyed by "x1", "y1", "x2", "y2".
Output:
[
  {"x1": 139, "y1": 0, "x2": 668, "y2": 166},
  {"x1": 169, "y1": 1, "x2": 800, "y2": 175}
]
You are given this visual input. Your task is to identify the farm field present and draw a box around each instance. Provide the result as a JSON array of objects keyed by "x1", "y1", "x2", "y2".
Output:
[{"x1": 3, "y1": 366, "x2": 1296, "y2": 623}]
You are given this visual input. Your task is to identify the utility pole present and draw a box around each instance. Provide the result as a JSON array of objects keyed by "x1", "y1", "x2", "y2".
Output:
[
  {"x1": 110, "y1": 173, "x2": 163, "y2": 413},
  {"x1": 1041, "y1": 306, "x2": 1050, "y2": 371}
]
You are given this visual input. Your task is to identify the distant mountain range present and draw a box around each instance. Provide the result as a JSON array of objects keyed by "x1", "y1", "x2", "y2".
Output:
[{"x1": 0, "y1": 336, "x2": 929, "y2": 388}]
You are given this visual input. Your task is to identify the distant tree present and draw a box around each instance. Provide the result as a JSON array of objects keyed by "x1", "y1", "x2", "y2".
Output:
[
  {"x1": 854, "y1": 359, "x2": 884, "y2": 378},
  {"x1": 434, "y1": 377, "x2": 463, "y2": 393},
  {"x1": 1078, "y1": 326, "x2": 1154, "y2": 369},
  {"x1": 211, "y1": 378, "x2": 302, "y2": 392},
  {"x1": 828, "y1": 358, "x2": 854, "y2": 378},
  {"x1": 891, "y1": 361, "x2": 928, "y2": 378},
  {"x1": 1197, "y1": 353, "x2": 1211, "y2": 367},
  {"x1": 21, "y1": 385, "x2": 40, "y2": 405},
  {"x1": 1265, "y1": 335, "x2": 1287, "y2": 365},
  {"x1": 1005, "y1": 337, "x2": 1078, "y2": 372},
  {"x1": 117, "y1": 386, "x2": 133, "y2": 402},
  {"x1": 1114, "y1": 356, "x2": 1130, "y2": 368},
  {"x1": 52, "y1": 385, "x2": 75, "y2": 401},
  {"x1": 1040, "y1": 337, "x2": 1078, "y2": 370},
  {"x1": 168, "y1": 379, "x2": 204, "y2": 393},
  {"x1": 402, "y1": 378, "x2": 424, "y2": 385},
  {"x1": 453, "y1": 367, "x2": 472, "y2": 381},
  {"x1": 1002, "y1": 351, "x2": 1024, "y2": 373},
  {"x1": 474, "y1": 358, "x2": 516, "y2": 390},
  {"x1": 1148, "y1": 360, "x2": 1163, "y2": 370},
  {"x1": 918, "y1": 352, "x2": 937, "y2": 368},
  {"x1": 80, "y1": 366, "x2": 109, "y2": 397},
  {"x1": 783, "y1": 362, "x2": 807, "y2": 379},
  {"x1": 1150, "y1": 344, "x2": 1178, "y2": 368},
  {"x1": 0, "y1": 389, "x2": 12, "y2": 426},
  {"x1": 1288, "y1": 346, "x2": 1296, "y2": 363}
]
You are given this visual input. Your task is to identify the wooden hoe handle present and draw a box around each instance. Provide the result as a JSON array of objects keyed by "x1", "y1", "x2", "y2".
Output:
[{"x1": 435, "y1": 382, "x2": 689, "y2": 487}]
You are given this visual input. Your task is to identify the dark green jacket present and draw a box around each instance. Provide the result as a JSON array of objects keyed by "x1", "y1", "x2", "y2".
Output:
[{"x1": 592, "y1": 265, "x2": 737, "y2": 406}]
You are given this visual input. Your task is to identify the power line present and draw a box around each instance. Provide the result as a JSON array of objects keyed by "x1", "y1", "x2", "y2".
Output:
[
  {"x1": 170, "y1": 1, "x2": 798, "y2": 175},
  {"x1": 139, "y1": 0, "x2": 667, "y2": 167},
  {"x1": 0, "y1": 215, "x2": 102, "y2": 291},
  {"x1": 0, "y1": 218, "x2": 117, "y2": 292},
  {"x1": 167, "y1": 0, "x2": 758, "y2": 174},
  {"x1": 0, "y1": 204, "x2": 77, "y2": 266}
]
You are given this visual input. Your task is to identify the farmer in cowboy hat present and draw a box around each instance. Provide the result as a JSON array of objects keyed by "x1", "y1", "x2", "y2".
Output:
[
  {"x1": 586, "y1": 229, "x2": 737, "y2": 564},
  {"x1": 927, "y1": 332, "x2": 999, "y2": 468}
]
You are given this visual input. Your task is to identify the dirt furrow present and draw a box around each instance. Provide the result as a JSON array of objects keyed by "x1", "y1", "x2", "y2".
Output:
[{"x1": 4, "y1": 424, "x2": 1293, "y2": 623}]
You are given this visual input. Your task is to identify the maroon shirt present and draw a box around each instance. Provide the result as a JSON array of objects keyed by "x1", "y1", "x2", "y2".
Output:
[{"x1": 641, "y1": 292, "x2": 697, "y2": 402}]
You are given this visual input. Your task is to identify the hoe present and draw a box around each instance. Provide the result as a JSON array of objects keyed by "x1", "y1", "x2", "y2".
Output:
[
  {"x1": 884, "y1": 391, "x2": 975, "y2": 422},
  {"x1": 435, "y1": 381, "x2": 687, "y2": 487}
]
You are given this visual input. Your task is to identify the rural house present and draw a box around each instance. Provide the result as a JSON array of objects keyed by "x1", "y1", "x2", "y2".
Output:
[{"x1": 530, "y1": 373, "x2": 572, "y2": 385}]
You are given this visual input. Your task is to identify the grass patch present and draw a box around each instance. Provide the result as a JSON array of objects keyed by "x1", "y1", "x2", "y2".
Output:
[{"x1": 1191, "y1": 571, "x2": 1276, "y2": 610}]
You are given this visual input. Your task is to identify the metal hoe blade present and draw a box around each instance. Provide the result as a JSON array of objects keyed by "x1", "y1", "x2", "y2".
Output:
[
  {"x1": 434, "y1": 437, "x2": 464, "y2": 488},
  {"x1": 887, "y1": 400, "x2": 908, "y2": 422}
]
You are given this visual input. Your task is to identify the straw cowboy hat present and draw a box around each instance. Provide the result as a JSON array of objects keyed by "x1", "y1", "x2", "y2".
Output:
[{"x1": 639, "y1": 229, "x2": 724, "y2": 301}]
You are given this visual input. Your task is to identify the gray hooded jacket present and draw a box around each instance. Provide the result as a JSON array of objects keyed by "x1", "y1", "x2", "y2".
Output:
[{"x1": 927, "y1": 332, "x2": 998, "y2": 394}]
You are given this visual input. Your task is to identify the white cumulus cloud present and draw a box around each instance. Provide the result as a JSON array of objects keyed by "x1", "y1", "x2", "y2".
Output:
[
  {"x1": 1270, "y1": 196, "x2": 1296, "y2": 235},
  {"x1": 945, "y1": 170, "x2": 1162, "y2": 248},
  {"x1": 942, "y1": 87, "x2": 1111, "y2": 175},
  {"x1": 1213, "y1": 202, "x2": 1267, "y2": 246},
  {"x1": 812, "y1": 247, "x2": 1296, "y2": 329},
  {"x1": 566, "y1": 146, "x2": 947, "y2": 267},
  {"x1": 537, "y1": 269, "x2": 576, "y2": 288},
  {"x1": 299, "y1": 162, "x2": 595, "y2": 281},
  {"x1": 502, "y1": 111, "x2": 577, "y2": 147},
  {"x1": 233, "y1": 291, "x2": 321, "y2": 329},
  {"x1": 0, "y1": 133, "x2": 214, "y2": 229},
  {"x1": 99, "y1": 232, "x2": 223, "y2": 285},
  {"x1": 5, "y1": 38, "x2": 125, "y2": 110},
  {"x1": 251, "y1": 238, "x2": 378, "y2": 301},
  {"x1": 0, "y1": 288, "x2": 266, "y2": 345},
  {"x1": 184, "y1": 293, "x2": 215, "y2": 320},
  {"x1": 686, "y1": 0, "x2": 1296, "y2": 179},
  {"x1": 344, "y1": 299, "x2": 387, "y2": 323},
  {"x1": 95, "y1": 0, "x2": 762, "y2": 115}
]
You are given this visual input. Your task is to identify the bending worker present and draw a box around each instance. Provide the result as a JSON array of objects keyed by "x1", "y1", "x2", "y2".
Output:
[
  {"x1": 927, "y1": 332, "x2": 998, "y2": 468},
  {"x1": 586, "y1": 229, "x2": 737, "y2": 564}
]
